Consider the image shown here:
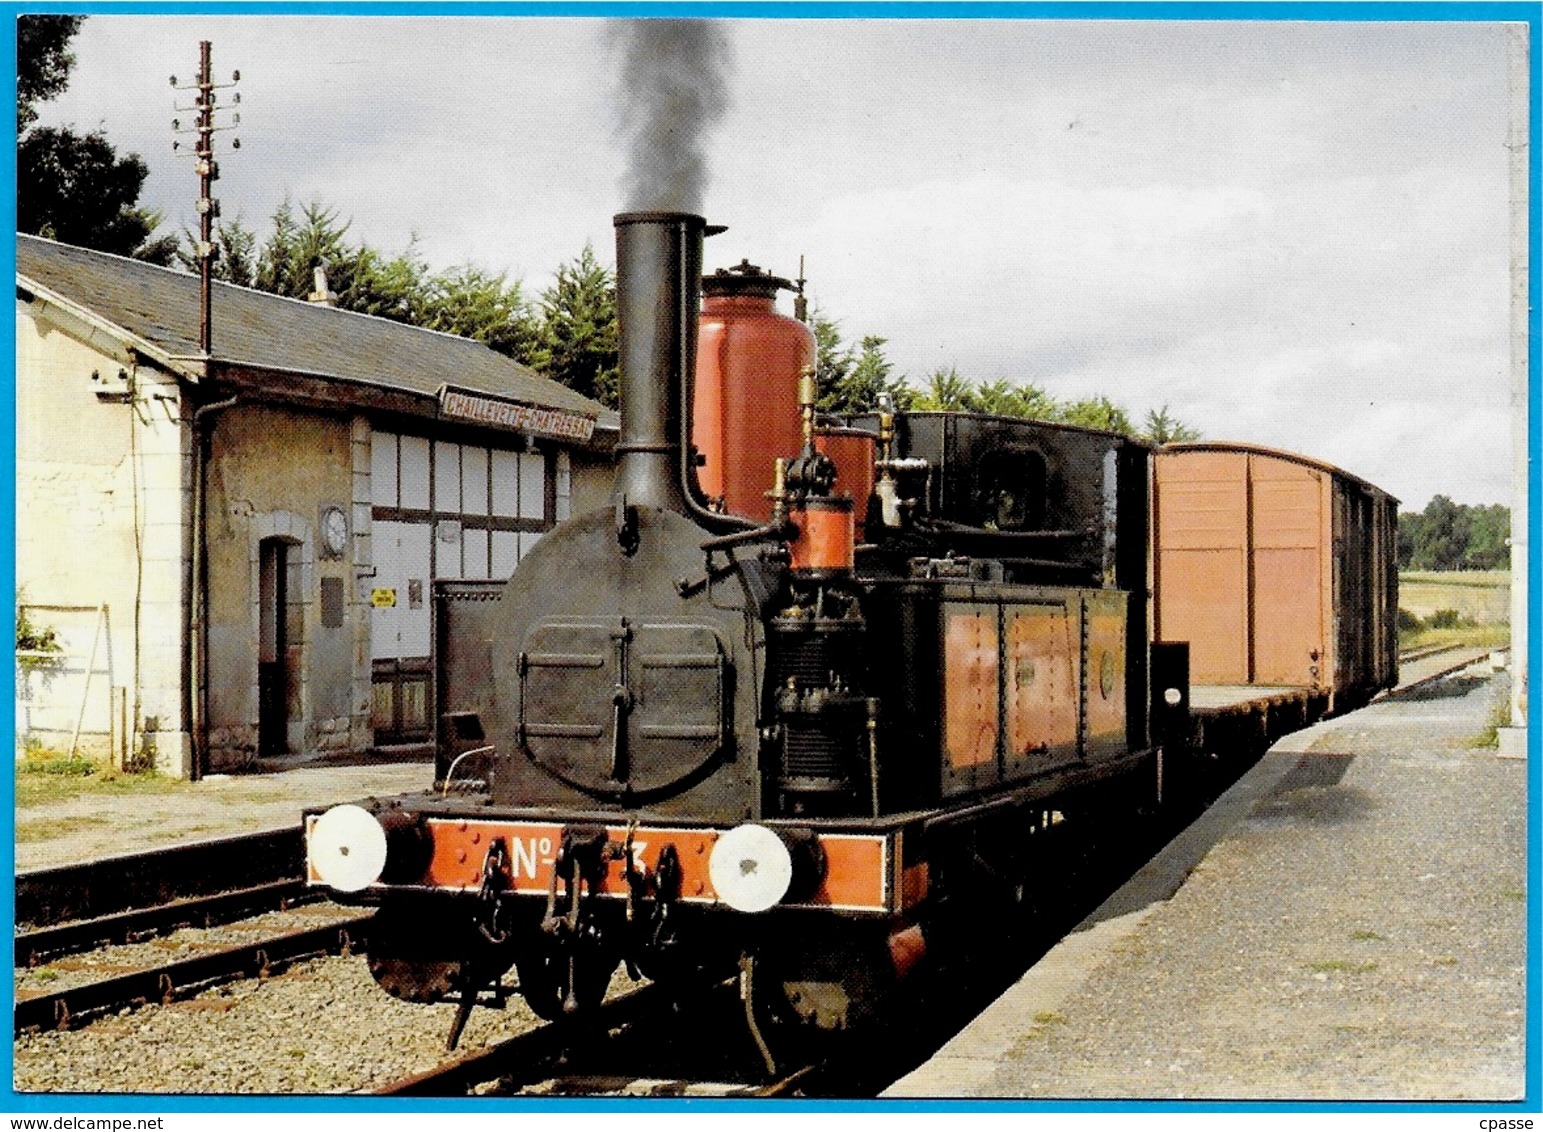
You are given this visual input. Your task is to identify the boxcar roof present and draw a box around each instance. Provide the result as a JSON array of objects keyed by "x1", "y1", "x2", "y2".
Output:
[
  {"x1": 1158, "y1": 440, "x2": 1396, "y2": 504},
  {"x1": 17, "y1": 233, "x2": 618, "y2": 433}
]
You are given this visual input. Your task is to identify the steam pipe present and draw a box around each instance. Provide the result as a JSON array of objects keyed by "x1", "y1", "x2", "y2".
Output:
[{"x1": 612, "y1": 211, "x2": 755, "y2": 534}]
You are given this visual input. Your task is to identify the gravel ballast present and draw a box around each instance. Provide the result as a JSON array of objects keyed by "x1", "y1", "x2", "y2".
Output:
[{"x1": 14, "y1": 950, "x2": 556, "y2": 1094}]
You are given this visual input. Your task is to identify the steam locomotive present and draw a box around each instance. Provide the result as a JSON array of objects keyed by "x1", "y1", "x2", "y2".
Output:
[{"x1": 302, "y1": 211, "x2": 1227, "y2": 1055}]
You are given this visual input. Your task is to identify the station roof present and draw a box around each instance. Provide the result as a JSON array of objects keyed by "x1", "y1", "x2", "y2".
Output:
[{"x1": 17, "y1": 234, "x2": 618, "y2": 440}]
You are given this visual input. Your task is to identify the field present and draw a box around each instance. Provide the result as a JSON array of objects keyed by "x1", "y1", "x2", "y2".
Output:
[{"x1": 1399, "y1": 571, "x2": 1511, "y2": 624}]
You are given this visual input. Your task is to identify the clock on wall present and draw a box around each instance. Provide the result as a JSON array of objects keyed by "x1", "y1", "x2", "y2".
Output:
[{"x1": 319, "y1": 504, "x2": 348, "y2": 560}]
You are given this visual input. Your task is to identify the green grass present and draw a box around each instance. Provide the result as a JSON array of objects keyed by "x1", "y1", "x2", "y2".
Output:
[
  {"x1": 1469, "y1": 697, "x2": 1513, "y2": 749},
  {"x1": 15, "y1": 814, "x2": 112, "y2": 843},
  {"x1": 1349, "y1": 929, "x2": 1386, "y2": 942},
  {"x1": 1399, "y1": 571, "x2": 1511, "y2": 644},
  {"x1": 14, "y1": 745, "x2": 186, "y2": 807},
  {"x1": 1400, "y1": 622, "x2": 1510, "y2": 654},
  {"x1": 1400, "y1": 570, "x2": 1509, "y2": 588},
  {"x1": 1306, "y1": 960, "x2": 1378, "y2": 975}
]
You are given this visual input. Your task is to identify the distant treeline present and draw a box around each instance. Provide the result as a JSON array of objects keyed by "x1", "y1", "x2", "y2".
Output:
[
  {"x1": 18, "y1": 19, "x2": 1203, "y2": 441},
  {"x1": 1398, "y1": 496, "x2": 1509, "y2": 571},
  {"x1": 185, "y1": 200, "x2": 1203, "y2": 442}
]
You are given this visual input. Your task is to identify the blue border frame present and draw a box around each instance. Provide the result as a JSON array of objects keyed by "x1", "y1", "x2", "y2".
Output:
[{"x1": 3, "y1": 2, "x2": 1538, "y2": 1117}]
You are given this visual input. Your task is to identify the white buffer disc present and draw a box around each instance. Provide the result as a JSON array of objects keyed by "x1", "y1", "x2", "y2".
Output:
[
  {"x1": 708, "y1": 824, "x2": 794, "y2": 913},
  {"x1": 309, "y1": 804, "x2": 388, "y2": 892}
]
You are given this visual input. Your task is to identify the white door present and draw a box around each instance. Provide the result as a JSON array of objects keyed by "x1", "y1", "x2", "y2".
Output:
[{"x1": 371, "y1": 520, "x2": 433, "y2": 662}]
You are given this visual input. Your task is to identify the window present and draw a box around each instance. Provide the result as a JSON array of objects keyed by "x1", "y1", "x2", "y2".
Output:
[
  {"x1": 973, "y1": 448, "x2": 1047, "y2": 531},
  {"x1": 490, "y1": 530, "x2": 519, "y2": 579},
  {"x1": 369, "y1": 426, "x2": 563, "y2": 744},
  {"x1": 519, "y1": 452, "x2": 544, "y2": 518},
  {"x1": 371, "y1": 429, "x2": 558, "y2": 580},
  {"x1": 371, "y1": 432, "x2": 398, "y2": 508},
  {"x1": 399, "y1": 436, "x2": 431, "y2": 510},
  {"x1": 491, "y1": 450, "x2": 520, "y2": 517},
  {"x1": 461, "y1": 447, "x2": 488, "y2": 516},
  {"x1": 556, "y1": 452, "x2": 572, "y2": 521},
  {"x1": 434, "y1": 442, "x2": 461, "y2": 512},
  {"x1": 461, "y1": 528, "x2": 489, "y2": 580}
]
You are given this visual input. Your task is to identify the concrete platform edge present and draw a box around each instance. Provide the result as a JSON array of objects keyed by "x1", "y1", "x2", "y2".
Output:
[
  {"x1": 884, "y1": 720, "x2": 1341, "y2": 1099},
  {"x1": 886, "y1": 907, "x2": 1159, "y2": 1097}
]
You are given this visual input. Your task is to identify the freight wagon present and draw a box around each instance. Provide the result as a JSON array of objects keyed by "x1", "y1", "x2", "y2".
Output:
[{"x1": 1152, "y1": 442, "x2": 1399, "y2": 758}]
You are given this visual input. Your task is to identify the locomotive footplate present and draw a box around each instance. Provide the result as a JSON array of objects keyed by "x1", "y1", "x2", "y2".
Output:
[{"x1": 305, "y1": 808, "x2": 926, "y2": 919}]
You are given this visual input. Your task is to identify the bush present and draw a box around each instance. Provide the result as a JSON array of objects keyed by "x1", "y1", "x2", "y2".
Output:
[
  {"x1": 15, "y1": 600, "x2": 64, "y2": 680},
  {"x1": 21, "y1": 752, "x2": 98, "y2": 777},
  {"x1": 1397, "y1": 608, "x2": 1423, "y2": 633},
  {"x1": 1427, "y1": 608, "x2": 1469, "y2": 630}
]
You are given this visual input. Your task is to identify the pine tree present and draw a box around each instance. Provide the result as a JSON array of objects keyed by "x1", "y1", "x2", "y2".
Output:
[
  {"x1": 529, "y1": 243, "x2": 619, "y2": 406},
  {"x1": 422, "y1": 264, "x2": 538, "y2": 361},
  {"x1": 1142, "y1": 404, "x2": 1202, "y2": 444}
]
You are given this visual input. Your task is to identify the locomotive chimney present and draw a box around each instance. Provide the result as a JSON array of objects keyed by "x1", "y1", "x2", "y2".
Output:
[{"x1": 613, "y1": 211, "x2": 710, "y2": 515}]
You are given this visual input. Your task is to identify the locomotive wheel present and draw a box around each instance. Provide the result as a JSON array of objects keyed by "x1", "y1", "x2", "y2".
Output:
[
  {"x1": 753, "y1": 925, "x2": 901, "y2": 1034},
  {"x1": 367, "y1": 956, "x2": 460, "y2": 1004},
  {"x1": 515, "y1": 949, "x2": 619, "y2": 1021},
  {"x1": 365, "y1": 905, "x2": 510, "y2": 1005}
]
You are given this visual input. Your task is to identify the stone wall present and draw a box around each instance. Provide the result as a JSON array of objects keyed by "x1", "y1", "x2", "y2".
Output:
[
  {"x1": 15, "y1": 299, "x2": 191, "y2": 774},
  {"x1": 204, "y1": 402, "x2": 367, "y2": 770}
]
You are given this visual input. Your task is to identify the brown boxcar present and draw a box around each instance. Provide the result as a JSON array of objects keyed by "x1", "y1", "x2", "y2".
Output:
[{"x1": 1153, "y1": 442, "x2": 1398, "y2": 713}]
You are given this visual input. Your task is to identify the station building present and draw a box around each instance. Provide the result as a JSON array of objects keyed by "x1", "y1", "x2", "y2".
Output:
[{"x1": 16, "y1": 234, "x2": 617, "y2": 776}]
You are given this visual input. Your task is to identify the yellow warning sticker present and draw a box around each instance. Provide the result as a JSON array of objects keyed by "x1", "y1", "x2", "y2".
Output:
[{"x1": 371, "y1": 588, "x2": 397, "y2": 608}]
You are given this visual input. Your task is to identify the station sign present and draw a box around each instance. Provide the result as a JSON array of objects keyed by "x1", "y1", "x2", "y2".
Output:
[{"x1": 438, "y1": 385, "x2": 597, "y2": 443}]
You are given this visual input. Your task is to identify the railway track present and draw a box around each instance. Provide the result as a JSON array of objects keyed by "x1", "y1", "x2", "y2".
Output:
[
  {"x1": 375, "y1": 979, "x2": 823, "y2": 1097},
  {"x1": 14, "y1": 910, "x2": 371, "y2": 1037},
  {"x1": 13, "y1": 650, "x2": 1494, "y2": 1085},
  {"x1": 13, "y1": 829, "x2": 366, "y2": 1037},
  {"x1": 16, "y1": 879, "x2": 319, "y2": 968},
  {"x1": 1398, "y1": 642, "x2": 1470, "y2": 664},
  {"x1": 17, "y1": 828, "x2": 304, "y2": 929},
  {"x1": 372, "y1": 792, "x2": 1208, "y2": 1099}
]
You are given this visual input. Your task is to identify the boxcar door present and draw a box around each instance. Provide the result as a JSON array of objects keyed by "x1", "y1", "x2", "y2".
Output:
[{"x1": 1249, "y1": 455, "x2": 1329, "y2": 689}]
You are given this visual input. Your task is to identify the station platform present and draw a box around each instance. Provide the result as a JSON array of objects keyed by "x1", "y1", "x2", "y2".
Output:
[{"x1": 885, "y1": 657, "x2": 1527, "y2": 1101}]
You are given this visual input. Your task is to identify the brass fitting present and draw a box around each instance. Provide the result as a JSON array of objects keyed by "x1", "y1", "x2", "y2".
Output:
[{"x1": 767, "y1": 457, "x2": 790, "y2": 527}]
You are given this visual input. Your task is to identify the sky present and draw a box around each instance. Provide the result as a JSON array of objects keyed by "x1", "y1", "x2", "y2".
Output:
[{"x1": 30, "y1": 14, "x2": 1527, "y2": 511}]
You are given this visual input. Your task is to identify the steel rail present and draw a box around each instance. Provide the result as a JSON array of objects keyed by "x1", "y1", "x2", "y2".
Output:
[
  {"x1": 1383, "y1": 647, "x2": 1497, "y2": 699},
  {"x1": 16, "y1": 879, "x2": 318, "y2": 967},
  {"x1": 377, "y1": 975, "x2": 831, "y2": 1098},
  {"x1": 1398, "y1": 642, "x2": 1466, "y2": 663},
  {"x1": 374, "y1": 982, "x2": 671, "y2": 1096},
  {"x1": 17, "y1": 828, "x2": 304, "y2": 929},
  {"x1": 14, "y1": 914, "x2": 371, "y2": 1035}
]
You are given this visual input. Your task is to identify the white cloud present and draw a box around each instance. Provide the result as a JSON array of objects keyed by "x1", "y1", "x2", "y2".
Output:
[{"x1": 30, "y1": 16, "x2": 1520, "y2": 508}]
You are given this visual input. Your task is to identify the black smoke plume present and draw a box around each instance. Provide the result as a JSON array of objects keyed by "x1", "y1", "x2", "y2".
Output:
[{"x1": 609, "y1": 19, "x2": 733, "y2": 213}]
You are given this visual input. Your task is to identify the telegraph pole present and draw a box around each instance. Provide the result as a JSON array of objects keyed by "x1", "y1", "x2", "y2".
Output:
[
  {"x1": 172, "y1": 42, "x2": 241, "y2": 358},
  {"x1": 172, "y1": 43, "x2": 241, "y2": 780}
]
